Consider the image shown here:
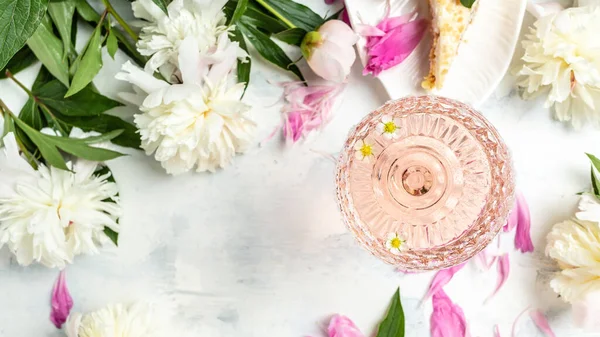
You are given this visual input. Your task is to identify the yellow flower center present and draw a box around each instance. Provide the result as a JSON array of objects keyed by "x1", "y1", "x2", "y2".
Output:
[
  {"x1": 384, "y1": 122, "x2": 397, "y2": 133},
  {"x1": 390, "y1": 237, "x2": 402, "y2": 249},
  {"x1": 360, "y1": 144, "x2": 373, "y2": 157}
]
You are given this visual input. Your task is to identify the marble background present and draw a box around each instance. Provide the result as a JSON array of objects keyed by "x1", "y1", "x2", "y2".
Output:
[{"x1": 0, "y1": 0, "x2": 599, "y2": 336}]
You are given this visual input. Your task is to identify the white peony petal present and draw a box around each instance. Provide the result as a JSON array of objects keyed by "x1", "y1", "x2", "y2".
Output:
[
  {"x1": 178, "y1": 37, "x2": 202, "y2": 86},
  {"x1": 116, "y1": 61, "x2": 169, "y2": 94}
]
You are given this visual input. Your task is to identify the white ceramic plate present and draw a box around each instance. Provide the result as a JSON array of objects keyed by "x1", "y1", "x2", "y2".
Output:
[{"x1": 344, "y1": 0, "x2": 527, "y2": 107}]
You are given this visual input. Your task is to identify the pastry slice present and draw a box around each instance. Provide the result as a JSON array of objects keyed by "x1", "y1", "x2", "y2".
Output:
[{"x1": 422, "y1": 0, "x2": 476, "y2": 90}]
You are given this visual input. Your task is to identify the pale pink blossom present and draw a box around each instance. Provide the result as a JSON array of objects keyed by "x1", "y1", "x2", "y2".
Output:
[
  {"x1": 494, "y1": 324, "x2": 501, "y2": 337},
  {"x1": 279, "y1": 81, "x2": 345, "y2": 143},
  {"x1": 358, "y1": 11, "x2": 427, "y2": 76},
  {"x1": 327, "y1": 314, "x2": 364, "y2": 337},
  {"x1": 431, "y1": 289, "x2": 469, "y2": 337},
  {"x1": 423, "y1": 263, "x2": 466, "y2": 302},
  {"x1": 303, "y1": 20, "x2": 358, "y2": 82},
  {"x1": 50, "y1": 270, "x2": 73, "y2": 328}
]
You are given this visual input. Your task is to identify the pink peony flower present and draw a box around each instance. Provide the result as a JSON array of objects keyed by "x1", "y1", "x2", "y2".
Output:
[
  {"x1": 279, "y1": 81, "x2": 345, "y2": 143},
  {"x1": 302, "y1": 20, "x2": 358, "y2": 82},
  {"x1": 327, "y1": 314, "x2": 364, "y2": 337},
  {"x1": 358, "y1": 11, "x2": 428, "y2": 76},
  {"x1": 50, "y1": 270, "x2": 73, "y2": 329}
]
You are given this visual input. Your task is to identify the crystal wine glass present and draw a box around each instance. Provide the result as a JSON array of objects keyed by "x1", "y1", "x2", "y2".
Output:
[{"x1": 335, "y1": 96, "x2": 514, "y2": 271}]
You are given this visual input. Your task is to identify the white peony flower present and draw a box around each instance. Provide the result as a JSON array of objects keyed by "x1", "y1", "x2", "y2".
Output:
[
  {"x1": 66, "y1": 302, "x2": 166, "y2": 337},
  {"x1": 546, "y1": 219, "x2": 600, "y2": 302},
  {"x1": 516, "y1": 6, "x2": 600, "y2": 128},
  {"x1": 576, "y1": 193, "x2": 600, "y2": 222},
  {"x1": 116, "y1": 37, "x2": 256, "y2": 175},
  {"x1": 0, "y1": 132, "x2": 121, "y2": 268},
  {"x1": 133, "y1": 0, "x2": 246, "y2": 81}
]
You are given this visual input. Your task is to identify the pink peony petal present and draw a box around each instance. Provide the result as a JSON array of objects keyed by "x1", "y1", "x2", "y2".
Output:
[
  {"x1": 423, "y1": 263, "x2": 466, "y2": 302},
  {"x1": 279, "y1": 81, "x2": 344, "y2": 143},
  {"x1": 363, "y1": 18, "x2": 428, "y2": 76},
  {"x1": 376, "y1": 11, "x2": 417, "y2": 32},
  {"x1": 341, "y1": 8, "x2": 351, "y2": 26},
  {"x1": 328, "y1": 314, "x2": 365, "y2": 337},
  {"x1": 355, "y1": 24, "x2": 386, "y2": 37},
  {"x1": 503, "y1": 199, "x2": 519, "y2": 232},
  {"x1": 513, "y1": 192, "x2": 534, "y2": 253},
  {"x1": 486, "y1": 254, "x2": 510, "y2": 302},
  {"x1": 431, "y1": 289, "x2": 469, "y2": 337},
  {"x1": 529, "y1": 310, "x2": 556, "y2": 337},
  {"x1": 475, "y1": 249, "x2": 498, "y2": 271},
  {"x1": 494, "y1": 325, "x2": 501, "y2": 337},
  {"x1": 50, "y1": 270, "x2": 73, "y2": 329}
]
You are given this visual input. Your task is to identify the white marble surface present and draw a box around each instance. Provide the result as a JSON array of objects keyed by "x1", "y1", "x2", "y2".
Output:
[{"x1": 1, "y1": 1, "x2": 600, "y2": 336}]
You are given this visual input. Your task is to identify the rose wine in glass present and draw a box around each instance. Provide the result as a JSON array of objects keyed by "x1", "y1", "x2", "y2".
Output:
[{"x1": 336, "y1": 96, "x2": 514, "y2": 271}]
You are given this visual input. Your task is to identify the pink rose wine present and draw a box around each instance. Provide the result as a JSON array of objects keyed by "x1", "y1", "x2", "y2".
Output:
[{"x1": 336, "y1": 96, "x2": 514, "y2": 271}]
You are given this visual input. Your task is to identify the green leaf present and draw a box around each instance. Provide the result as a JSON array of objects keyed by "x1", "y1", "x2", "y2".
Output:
[
  {"x1": 75, "y1": 129, "x2": 124, "y2": 144},
  {"x1": 0, "y1": 46, "x2": 38, "y2": 79},
  {"x1": 35, "y1": 80, "x2": 122, "y2": 116},
  {"x1": 75, "y1": 0, "x2": 99, "y2": 22},
  {"x1": 0, "y1": 0, "x2": 49, "y2": 70},
  {"x1": 66, "y1": 27, "x2": 103, "y2": 97},
  {"x1": 460, "y1": 0, "x2": 476, "y2": 8},
  {"x1": 48, "y1": 0, "x2": 75, "y2": 59},
  {"x1": 229, "y1": 0, "x2": 248, "y2": 24},
  {"x1": 375, "y1": 288, "x2": 405, "y2": 337},
  {"x1": 49, "y1": 137, "x2": 125, "y2": 162},
  {"x1": 256, "y1": 0, "x2": 324, "y2": 31},
  {"x1": 591, "y1": 166, "x2": 600, "y2": 197},
  {"x1": 274, "y1": 28, "x2": 306, "y2": 46},
  {"x1": 27, "y1": 15, "x2": 70, "y2": 87},
  {"x1": 19, "y1": 99, "x2": 45, "y2": 130},
  {"x1": 106, "y1": 29, "x2": 118, "y2": 59},
  {"x1": 231, "y1": 26, "x2": 251, "y2": 95},
  {"x1": 225, "y1": 1, "x2": 287, "y2": 34},
  {"x1": 32, "y1": 66, "x2": 53, "y2": 91},
  {"x1": 238, "y1": 22, "x2": 304, "y2": 81},
  {"x1": 12, "y1": 116, "x2": 68, "y2": 170},
  {"x1": 151, "y1": 0, "x2": 168, "y2": 14},
  {"x1": 50, "y1": 112, "x2": 140, "y2": 149},
  {"x1": 588, "y1": 153, "x2": 600, "y2": 172},
  {"x1": 104, "y1": 227, "x2": 119, "y2": 246},
  {"x1": 1, "y1": 109, "x2": 15, "y2": 139}
]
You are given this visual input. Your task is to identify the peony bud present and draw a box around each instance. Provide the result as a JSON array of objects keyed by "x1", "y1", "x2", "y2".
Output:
[{"x1": 302, "y1": 20, "x2": 358, "y2": 82}]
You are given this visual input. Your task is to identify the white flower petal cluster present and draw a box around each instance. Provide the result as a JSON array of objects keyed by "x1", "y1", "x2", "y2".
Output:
[
  {"x1": 123, "y1": 0, "x2": 254, "y2": 174},
  {"x1": 546, "y1": 219, "x2": 600, "y2": 303},
  {"x1": 133, "y1": 0, "x2": 243, "y2": 82},
  {"x1": 516, "y1": 6, "x2": 600, "y2": 128},
  {"x1": 117, "y1": 37, "x2": 255, "y2": 175},
  {"x1": 0, "y1": 131, "x2": 121, "y2": 268},
  {"x1": 66, "y1": 303, "x2": 166, "y2": 337}
]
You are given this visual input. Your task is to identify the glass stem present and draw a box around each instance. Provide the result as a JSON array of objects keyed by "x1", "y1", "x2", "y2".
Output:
[{"x1": 254, "y1": 0, "x2": 297, "y2": 29}]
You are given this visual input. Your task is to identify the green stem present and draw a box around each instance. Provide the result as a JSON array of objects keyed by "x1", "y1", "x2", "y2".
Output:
[
  {"x1": 254, "y1": 0, "x2": 297, "y2": 29},
  {"x1": 5, "y1": 70, "x2": 33, "y2": 96},
  {"x1": 5, "y1": 70, "x2": 68, "y2": 136},
  {"x1": 103, "y1": 0, "x2": 139, "y2": 41}
]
